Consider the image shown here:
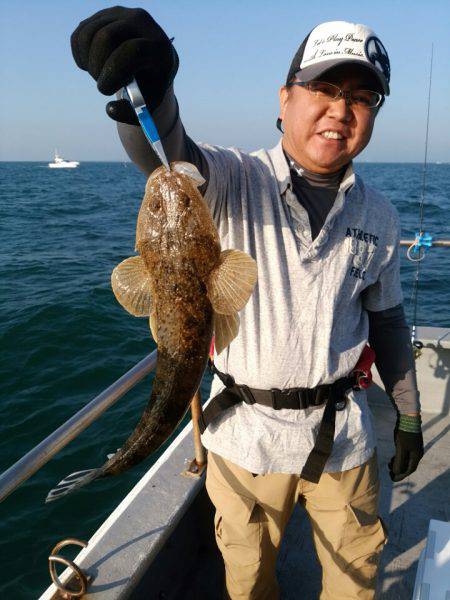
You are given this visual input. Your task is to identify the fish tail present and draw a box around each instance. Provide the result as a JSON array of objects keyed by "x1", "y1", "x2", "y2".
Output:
[{"x1": 45, "y1": 468, "x2": 102, "y2": 503}]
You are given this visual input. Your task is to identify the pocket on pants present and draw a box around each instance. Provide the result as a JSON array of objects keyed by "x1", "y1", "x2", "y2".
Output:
[
  {"x1": 339, "y1": 482, "x2": 388, "y2": 566},
  {"x1": 209, "y1": 484, "x2": 261, "y2": 567}
]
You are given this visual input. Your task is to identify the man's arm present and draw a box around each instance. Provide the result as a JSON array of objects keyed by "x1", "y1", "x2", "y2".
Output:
[
  {"x1": 367, "y1": 303, "x2": 421, "y2": 415},
  {"x1": 70, "y1": 6, "x2": 209, "y2": 185},
  {"x1": 116, "y1": 85, "x2": 210, "y2": 185},
  {"x1": 369, "y1": 303, "x2": 424, "y2": 482}
]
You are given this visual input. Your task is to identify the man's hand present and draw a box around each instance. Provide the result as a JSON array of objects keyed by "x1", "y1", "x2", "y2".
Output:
[
  {"x1": 388, "y1": 413, "x2": 424, "y2": 482},
  {"x1": 70, "y1": 6, "x2": 179, "y2": 124}
]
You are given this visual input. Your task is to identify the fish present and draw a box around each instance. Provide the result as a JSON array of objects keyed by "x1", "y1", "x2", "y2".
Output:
[{"x1": 46, "y1": 161, "x2": 257, "y2": 502}]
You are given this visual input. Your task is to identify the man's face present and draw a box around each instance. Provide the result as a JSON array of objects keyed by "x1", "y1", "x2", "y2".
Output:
[{"x1": 279, "y1": 64, "x2": 382, "y2": 174}]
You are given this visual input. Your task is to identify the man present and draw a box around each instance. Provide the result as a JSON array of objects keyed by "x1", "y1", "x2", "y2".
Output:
[{"x1": 71, "y1": 8, "x2": 424, "y2": 599}]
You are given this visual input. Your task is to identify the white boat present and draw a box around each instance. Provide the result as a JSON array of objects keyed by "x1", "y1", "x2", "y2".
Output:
[
  {"x1": 8, "y1": 326, "x2": 446, "y2": 600},
  {"x1": 48, "y1": 150, "x2": 79, "y2": 169},
  {"x1": 0, "y1": 325, "x2": 448, "y2": 598}
]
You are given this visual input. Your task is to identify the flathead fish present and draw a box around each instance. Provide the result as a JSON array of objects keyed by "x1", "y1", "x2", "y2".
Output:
[{"x1": 46, "y1": 162, "x2": 257, "y2": 502}]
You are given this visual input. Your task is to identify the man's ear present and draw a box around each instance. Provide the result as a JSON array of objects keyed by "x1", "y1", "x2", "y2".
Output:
[{"x1": 279, "y1": 85, "x2": 289, "y2": 121}]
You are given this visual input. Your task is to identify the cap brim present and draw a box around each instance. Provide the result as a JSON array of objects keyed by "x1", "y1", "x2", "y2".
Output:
[{"x1": 295, "y1": 59, "x2": 389, "y2": 95}]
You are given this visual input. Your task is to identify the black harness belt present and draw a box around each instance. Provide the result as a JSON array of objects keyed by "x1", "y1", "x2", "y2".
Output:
[{"x1": 199, "y1": 364, "x2": 354, "y2": 484}]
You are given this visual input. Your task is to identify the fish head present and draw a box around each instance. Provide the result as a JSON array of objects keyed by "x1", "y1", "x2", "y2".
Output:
[
  {"x1": 145, "y1": 166, "x2": 199, "y2": 228},
  {"x1": 136, "y1": 163, "x2": 221, "y2": 277}
]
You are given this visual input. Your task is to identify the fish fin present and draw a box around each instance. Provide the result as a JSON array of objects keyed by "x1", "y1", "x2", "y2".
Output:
[
  {"x1": 213, "y1": 312, "x2": 240, "y2": 354},
  {"x1": 171, "y1": 161, "x2": 206, "y2": 187},
  {"x1": 111, "y1": 256, "x2": 153, "y2": 317},
  {"x1": 149, "y1": 311, "x2": 158, "y2": 343},
  {"x1": 45, "y1": 468, "x2": 100, "y2": 503},
  {"x1": 106, "y1": 448, "x2": 121, "y2": 460},
  {"x1": 207, "y1": 249, "x2": 257, "y2": 314}
]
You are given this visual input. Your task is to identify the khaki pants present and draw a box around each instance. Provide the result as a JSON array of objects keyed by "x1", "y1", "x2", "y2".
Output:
[{"x1": 205, "y1": 450, "x2": 387, "y2": 600}]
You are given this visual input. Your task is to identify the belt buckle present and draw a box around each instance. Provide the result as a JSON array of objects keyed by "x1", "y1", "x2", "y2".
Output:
[
  {"x1": 239, "y1": 385, "x2": 256, "y2": 405},
  {"x1": 270, "y1": 389, "x2": 283, "y2": 410},
  {"x1": 313, "y1": 386, "x2": 328, "y2": 407}
]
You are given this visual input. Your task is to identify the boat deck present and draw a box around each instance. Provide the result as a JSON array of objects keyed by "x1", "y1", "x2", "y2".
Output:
[
  {"x1": 38, "y1": 395, "x2": 450, "y2": 600},
  {"x1": 39, "y1": 329, "x2": 449, "y2": 600},
  {"x1": 131, "y1": 388, "x2": 450, "y2": 600}
]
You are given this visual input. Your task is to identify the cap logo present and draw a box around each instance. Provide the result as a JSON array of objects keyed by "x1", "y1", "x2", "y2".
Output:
[
  {"x1": 365, "y1": 36, "x2": 390, "y2": 82},
  {"x1": 303, "y1": 32, "x2": 365, "y2": 63},
  {"x1": 312, "y1": 31, "x2": 364, "y2": 50}
]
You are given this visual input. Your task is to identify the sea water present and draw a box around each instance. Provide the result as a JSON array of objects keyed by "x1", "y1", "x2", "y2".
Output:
[{"x1": 0, "y1": 161, "x2": 449, "y2": 598}]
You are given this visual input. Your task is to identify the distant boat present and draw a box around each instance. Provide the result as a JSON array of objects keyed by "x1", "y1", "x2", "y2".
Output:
[{"x1": 48, "y1": 150, "x2": 79, "y2": 169}]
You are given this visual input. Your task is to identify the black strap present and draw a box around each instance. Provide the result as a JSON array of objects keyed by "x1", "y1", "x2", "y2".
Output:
[
  {"x1": 299, "y1": 387, "x2": 338, "y2": 483},
  {"x1": 198, "y1": 386, "x2": 245, "y2": 434},
  {"x1": 300, "y1": 378, "x2": 352, "y2": 483},
  {"x1": 200, "y1": 364, "x2": 352, "y2": 483}
]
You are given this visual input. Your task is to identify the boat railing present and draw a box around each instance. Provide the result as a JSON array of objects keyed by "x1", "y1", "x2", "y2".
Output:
[
  {"x1": 0, "y1": 351, "x2": 157, "y2": 503},
  {"x1": 400, "y1": 239, "x2": 450, "y2": 247}
]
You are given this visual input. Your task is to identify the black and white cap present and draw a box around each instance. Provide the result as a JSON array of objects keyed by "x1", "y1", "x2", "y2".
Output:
[{"x1": 286, "y1": 21, "x2": 390, "y2": 95}]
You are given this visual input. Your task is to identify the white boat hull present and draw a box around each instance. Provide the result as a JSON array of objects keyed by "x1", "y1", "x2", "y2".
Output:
[{"x1": 48, "y1": 162, "x2": 79, "y2": 169}]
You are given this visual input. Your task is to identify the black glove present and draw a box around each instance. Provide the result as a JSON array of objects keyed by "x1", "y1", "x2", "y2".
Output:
[
  {"x1": 70, "y1": 6, "x2": 179, "y2": 125},
  {"x1": 388, "y1": 414, "x2": 424, "y2": 482}
]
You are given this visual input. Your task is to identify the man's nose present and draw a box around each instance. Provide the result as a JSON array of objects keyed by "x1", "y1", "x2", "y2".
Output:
[{"x1": 327, "y1": 96, "x2": 353, "y2": 122}]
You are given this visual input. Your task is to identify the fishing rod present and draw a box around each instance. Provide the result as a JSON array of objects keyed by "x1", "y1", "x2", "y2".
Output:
[{"x1": 407, "y1": 43, "x2": 434, "y2": 353}]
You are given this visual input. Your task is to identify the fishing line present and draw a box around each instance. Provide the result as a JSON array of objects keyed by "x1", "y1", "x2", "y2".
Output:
[
  {"x1": 408, "y1": 44, "x2": 433, "y2": 346},
  {"x1": 419, "y1": 44, "x2": 434, "y2": 234}
]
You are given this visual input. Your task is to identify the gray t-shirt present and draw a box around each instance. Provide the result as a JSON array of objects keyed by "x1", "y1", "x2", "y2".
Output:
[{"x1": 199, "y1": 140, "x2": 403, "y2": 474}]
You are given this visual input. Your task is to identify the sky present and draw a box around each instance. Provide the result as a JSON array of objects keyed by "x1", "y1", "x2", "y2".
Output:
[{"x1": 0, "y1": 0, "x2": 449, "y2": 162}]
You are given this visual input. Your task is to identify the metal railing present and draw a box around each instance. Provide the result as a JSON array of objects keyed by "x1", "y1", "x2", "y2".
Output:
[
  {"x1": 0, "y1": 351, "x2": 157, "y2": 503},
  {"x1": 400, "y1": 239, "x2": 450, "y2": 247}
]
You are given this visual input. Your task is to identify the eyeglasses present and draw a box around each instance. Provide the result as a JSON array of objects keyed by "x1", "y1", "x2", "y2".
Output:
[{"x1": 287, "y1": 80, "x2": 384, "y2": 109}]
